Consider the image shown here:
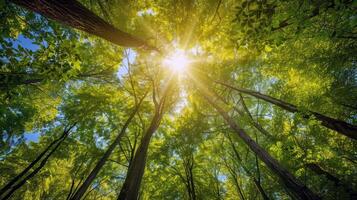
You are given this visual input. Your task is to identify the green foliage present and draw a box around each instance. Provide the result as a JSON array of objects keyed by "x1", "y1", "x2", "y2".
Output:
[{"x1": 0, "y1": 0, "x2": 356, "y2": 199}]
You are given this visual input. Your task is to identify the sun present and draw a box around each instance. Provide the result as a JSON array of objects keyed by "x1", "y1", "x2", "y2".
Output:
[{"x1": 162, "y1": 49, "x2": 190, "y2": 73}]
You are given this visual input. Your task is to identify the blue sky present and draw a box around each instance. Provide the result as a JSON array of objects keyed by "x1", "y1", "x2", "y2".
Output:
[
  {"x1": 9, "y1": 35, "x2": 40, "y2": 143},
  {"x1": 13, "y1": 34, "x2": 136, "y2": 143},
  {"x1": 24, "y1": 132, "x2": 40, "y2": 143},
  {"x1": 116, "y1": 49, "x2": 137, "y2": 79},
  {"x1": 11, "y1": 34, "x2": 40, "y2": 51}
]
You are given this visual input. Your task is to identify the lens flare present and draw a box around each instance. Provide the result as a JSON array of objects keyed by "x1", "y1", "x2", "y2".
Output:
[{"x1": 163, "y1": 50, "x2": 190, "y2": 73}]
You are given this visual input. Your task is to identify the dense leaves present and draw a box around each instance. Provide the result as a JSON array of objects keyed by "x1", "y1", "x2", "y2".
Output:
[{"x1": 0, "y1": 0, "x2": 356, "y2": 199}]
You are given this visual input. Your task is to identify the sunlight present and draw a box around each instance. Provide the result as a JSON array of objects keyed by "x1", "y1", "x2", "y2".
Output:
[{"x1": 163, "y1": 49, "x2": 190, "y2": 73}]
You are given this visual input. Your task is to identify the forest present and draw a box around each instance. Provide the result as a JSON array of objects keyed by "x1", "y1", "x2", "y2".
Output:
[{"x1": 0, "y1": 0, "x2": 356, "y2": 199}]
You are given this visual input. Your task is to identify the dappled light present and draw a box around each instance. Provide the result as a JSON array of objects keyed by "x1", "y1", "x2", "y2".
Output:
[{"x1": 1, "y1": 0, "x2": 356, "y2": 200}]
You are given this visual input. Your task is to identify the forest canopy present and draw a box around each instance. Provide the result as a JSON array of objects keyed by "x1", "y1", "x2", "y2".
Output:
[{"x1": 0, "y1": 0, "x2": 356, "y2": 199}]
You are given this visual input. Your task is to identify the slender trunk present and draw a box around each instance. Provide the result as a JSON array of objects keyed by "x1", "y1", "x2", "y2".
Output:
[
  {"x1": 0, "y1": 75, "x2": 43, "y2": 88},
  {"x1": 196, "y1": 84, "x2": 320, "y2": 200},
  {"x1": 18, "y1": 78, "x2": 43, "y2": 85},
  {"x1": 253, "y1": 179, "x2": 270, "y2": 200},
  {"x1": 183, "y1": 155, "x2": 196, "y2": 200},
  {"x1": 10, "y1": 0, "x2": 156, "y2": 50},
  {"x1": 306, "y1": 163, "x2": 340, "y2": 184},
  {"x1": 239, "y1": 94, "x2": 277, "y2": 140},
  {"x1": 235, "y1": 178, "x2": 245, "y2": 200},
  {"x1": 189, "y1": 167, "x2": 196, "y2": 200},
  {"x1": 213, "y1": 90, "x2": 275, "y2": 140},
  {"x1": 306, "y1": 163, "x2": 357, "y2": 197},
  {"x1": 184, "y1": 168, "x2": 193, "y2": 200},
  {"x1": 215, "y1": 81, "x2": 357, "y2": 140},
  {"x1": 66, "y1": 179, "x2": 76, "y2": 200},
  {"x1": 66, "y1": 156, "x2": 88, "y2": 200},
  {"x1": 118, "y1": 84, "x2": 170, "y2": 200},
  {"x1": 0, "y1": 124, "x2": 76, "y2": 200},
  {"x1": 184, "y1": 172, "x2": 192, "y2": 200},
  {"x1": 117, "y1": 111, "x2": 164, "y2": 200},
  {"x1": 68, "y1": 176, "x2": 85, "y2": 200},
  {"x1": 70, "y1": 94, "x2": 146, "y2": 200},
  {"x1": 229, "y1": 170, "x2": 245, "y2": 200},
  {"x1": 226, "y1": 134, "x2": 270, "y2": 200},
  {"x1": 222, "y1": 154, "x2": 246, "y2": 199},
  {"x1": 0, "y1": 124, "x2": 75, "y2": 196}
]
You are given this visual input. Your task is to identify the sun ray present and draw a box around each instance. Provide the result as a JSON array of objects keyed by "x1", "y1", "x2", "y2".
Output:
[{"x1": 162, "y1": 49, "x2": 190, "y2": 73}]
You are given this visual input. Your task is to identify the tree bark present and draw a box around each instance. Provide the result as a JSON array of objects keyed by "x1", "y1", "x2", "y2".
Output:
[
  {"x1": 10, "y1": 0, "x2": 156, "y2": 50},
  {"x1": 118, "y1": 82, "x2": 171, "y2": 200},
  {"x1": 306, "y1": 163, "x2": 357, "y2": 198},
  {"x1": 70, "y1": 93, "x2": 147, "y2": 200},
  {"x1": 0, "y1": 124, "x2": 76, "y2": 198},
  {"x1": 183, "y1": 154, "x2": 196, "y2": 200},
  {"x1": 213, "y1": 90, "x2": 276, "y2": 140},
  {"x1": 196, "y1": 83, "x2": 320, "y2": 200},
  {"x1": 233, "y1": 175, "x2": 245, "y2": 200},
  {"x1": 226, "y1": 166, "x2": 245, "y2": 200},
  {"x1": 226, "y1": 134, "x2": 270, "y2": 200},
  {"x1": 215, "y1": 81, "x2": 357, "y2": 140},
  {"x1": 0, "y1": 124, "x2": 76, "y2": 200},
  {"x1": 117, "y1": 108, "x2": 164, "y2": 200}
]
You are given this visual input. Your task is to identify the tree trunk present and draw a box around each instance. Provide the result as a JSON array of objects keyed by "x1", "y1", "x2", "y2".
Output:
[
  {"x1": 238, "y1": 94, "x2": 276, "y2": 141},
  {"x1": 306, "y1": 163, "x2": 357, "y2": 198},
  {"x1": 215, "y1": 81, "x2": 357, "y2": 140},
  {"x1": 228, "y1": 169, "x2": 245, "y2": 200},
  {"x1": 70, "y1": 94, "x2": 147, "y2": 200},
  {"x1": 213, "y1": 90, "x2": 276, "y2": 140},
  {"x1": 117, "y1": 111, "x2": 164, "y2": 200},
  {"x1": 10, "y1": 0, "x2": 156, "y2": 50},
  {"x1": 0, "y1": 124, "x2": 76, "y2": 197},
  {"x1": 0, "y1": 73, "x2": 43, "y2": 89},
  {"x1": 232, "y1": 175, "x2": 245, "y2": 200},
  {"x1": 0, "y1": 124, "x2": 76, "y2": 200},
  {"x1": 196, "y1": 84, "x2": 320, "y2": 200},
  {"x1": 226, "y1": 134, "x2": 270, "y2": 200},
  {"x1": 183, "y1": 155, "x2": 196, "y2": 200},
  {"x1": 118, "y1": 84, "x2": 170, "y2": 200},
  {"x1": 253, "y1": 179, "x2": 270, "y2": 200}
]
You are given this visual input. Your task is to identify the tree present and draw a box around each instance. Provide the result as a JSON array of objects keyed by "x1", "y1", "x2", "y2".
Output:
[
  {"x1": 118, "y1": 78, "x2": 174, "y2": 199},
  {"x1": 10, "y1": 0, "x2": 156, "y2": 49},
  {"x1": 0, "y1": 124, "x2": 76, "y2": 200},
  {"x1": 1, "y1": 0, "x2": 356, "y2": 199},
  {"x1": 224, "y1": 133, "x2": 270, "y2": 200},
  {"x1": 70, "y1": 93, "x2": 146, "y2": 200},
  {"x1": 215, "y1": 80, "x2": 357, "y2": 140},
  {"x1": 195, "y1": 81, "x2": 320, "y2": 200}
]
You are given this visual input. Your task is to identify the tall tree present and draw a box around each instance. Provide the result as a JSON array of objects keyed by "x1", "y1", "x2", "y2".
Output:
[
  {"x1": 0, "y1": 124, "x2": 76, "y2": 200},
  {"x1": 118, "y1": 79, "x2": 173, "y2": 199},
  {"x1": 215, "y1": 80, "x2": 357, "y2": 140},
  {"x1": 1, "y1": 0, "x2": 356, "y2": 199},
  {"x1": 224, "y1": 133, "x2": 270, "y2": 200},
  {"x1": 194, "y1": 80, "x2": 320, "y2": 200},
  {"x1": 182, "y1": 153, "x2": 196, "y2": 200},
  {"x1": 70, "y1": 93, "x2": 147, "y2": 200},
  {"x1": 10, "y1": 0, "x2": 156, "y2": 50}
]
